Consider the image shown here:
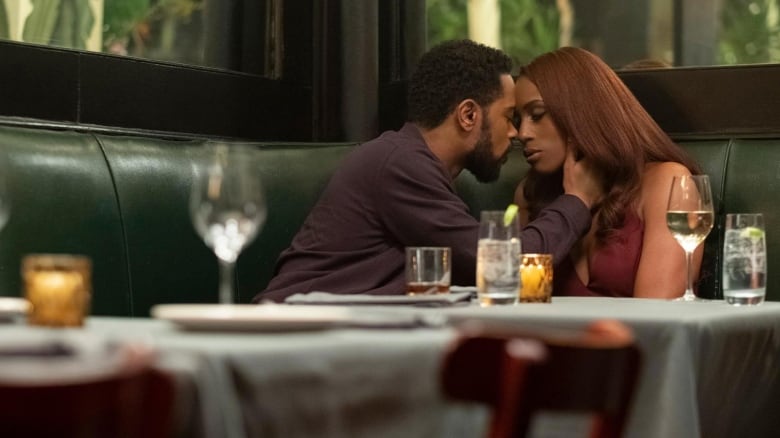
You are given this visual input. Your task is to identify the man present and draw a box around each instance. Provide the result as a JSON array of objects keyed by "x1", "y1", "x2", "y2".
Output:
[{"x1": 255, "y1": 39, "x2": 599, "y2": 303}]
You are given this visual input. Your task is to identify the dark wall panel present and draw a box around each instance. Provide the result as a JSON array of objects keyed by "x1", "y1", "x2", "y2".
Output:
[
  {"x1": 0, "y1": 41, "x2": 305, "y2": 140},
  {"x1": 79, "y1": 55, "x2": 295, "y2": 140},
  {"x1": 619, "y1": 64, "x2": 780, "y2": 137},
  {"x1": 0, "y1": 42, "x2": 79, "y2": 123},
  {"x1": 378, "y1": 64, "x2": 780, "y2": 139}
]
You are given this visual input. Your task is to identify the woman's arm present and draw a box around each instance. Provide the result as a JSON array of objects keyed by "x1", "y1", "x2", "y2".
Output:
[{"x1": 634, "y1": 162, "x2": 704, "y2": 298}]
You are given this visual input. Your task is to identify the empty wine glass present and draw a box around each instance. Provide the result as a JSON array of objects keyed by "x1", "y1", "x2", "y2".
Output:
[
  {"x1": 190, "y1": 144, "x2": 267, "y2": 304},
  {"x1": 666, "y1": 175, "x2": 714, "y2": 301}
]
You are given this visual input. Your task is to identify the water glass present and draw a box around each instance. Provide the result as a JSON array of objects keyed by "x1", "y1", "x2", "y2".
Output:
[
  {"x1": 723, "y1": 213, "x2": 766, "y2": 305},
  {"x1": 405, "y1": 247, "x2": 451, "y2": 295},
  {"x1": 476, "y1": 211, "x2": 521, "y2": 306}
]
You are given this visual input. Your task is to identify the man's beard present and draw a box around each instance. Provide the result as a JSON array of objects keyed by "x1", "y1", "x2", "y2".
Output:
[{"x1": 464, "y1": 120, "x2": 507, "y2": 183}]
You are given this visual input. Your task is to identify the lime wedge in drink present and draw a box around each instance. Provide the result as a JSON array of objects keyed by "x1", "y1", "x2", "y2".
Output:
[
  {"x1": 504, "y1": 204, "x2": 519, "y2": 227},
  {"x1": 741, "y1": 226, "x2": 765, "y2": 241}
]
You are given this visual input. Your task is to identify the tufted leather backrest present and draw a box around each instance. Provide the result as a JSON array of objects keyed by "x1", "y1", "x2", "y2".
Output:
[
  {"x1": 0, "y1": 125, "x2": 130, "y2": 315},
  {"x1": 99, "y1": 136, "x2": 356, "y2": 313},
  {"x1": 97, "y1": 134, "x2": 214, "y2": 315}
]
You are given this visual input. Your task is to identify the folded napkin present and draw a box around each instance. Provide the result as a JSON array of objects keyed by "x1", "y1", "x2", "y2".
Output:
[
  {"x1": 0, "y1": 340, "x2": 74, "y2": 358},
  {"x1": 285, "y1": 290, "x2": 473, "y2": 307}
]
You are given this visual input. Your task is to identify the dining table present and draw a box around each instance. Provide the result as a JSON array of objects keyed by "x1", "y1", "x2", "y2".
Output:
[{"x1": 2, "y1": 296, "x2": 780, "y2": 438}]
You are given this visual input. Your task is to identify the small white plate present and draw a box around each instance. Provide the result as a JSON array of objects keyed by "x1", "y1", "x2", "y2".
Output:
[
  {"x1": 284, "y1": 290, "x2": 474, "y2": 306},
  {"x1": 0, "y1": 297, "x2": 30, "y2": 319},
  {"x1": 151, "y1": 304, "x2": 355, "y2": 332}
]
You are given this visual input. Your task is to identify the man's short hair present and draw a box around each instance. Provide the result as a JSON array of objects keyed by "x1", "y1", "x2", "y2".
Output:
[{"x1": 407, "y1": 39, "x2": 512, "y2": 129}]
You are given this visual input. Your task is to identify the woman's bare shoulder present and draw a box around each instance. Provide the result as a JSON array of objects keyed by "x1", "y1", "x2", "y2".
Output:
[
  {"x1": 643, "y1": 161, "x2": 691, "y2": 181},
  {"x1": 639, "y1": 162, "x2": 692, "y2": 212}
]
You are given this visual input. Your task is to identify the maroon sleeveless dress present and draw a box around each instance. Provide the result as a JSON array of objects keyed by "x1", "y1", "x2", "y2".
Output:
[{"x1": 553, "y1": 212, "x2": 644, "y2": 297}]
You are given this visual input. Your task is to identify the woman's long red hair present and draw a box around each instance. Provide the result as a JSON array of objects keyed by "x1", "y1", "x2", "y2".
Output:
[{"x1": 521, "y1": 47, "x2": 700, "y2": 242}]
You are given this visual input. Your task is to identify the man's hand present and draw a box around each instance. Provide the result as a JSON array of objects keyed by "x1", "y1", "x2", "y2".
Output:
[{"x1": 562, "y1": 149, "x2": 603, "y2": 209}]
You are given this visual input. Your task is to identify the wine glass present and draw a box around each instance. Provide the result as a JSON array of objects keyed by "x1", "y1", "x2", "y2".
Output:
[
  {"x1": 666, "y1": 175, "x2": 714, "y2": 301},
  {"x1": 190, "y1": 143, "x2": 267, "y2": 304}
]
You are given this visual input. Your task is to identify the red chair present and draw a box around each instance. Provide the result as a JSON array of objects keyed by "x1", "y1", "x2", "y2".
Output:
[
  {"x1": 0, "y1": 345, "x2": 176, "y2": 438},
  {"x1": 441, "y1": 320, "x2": 641, "y2": 438}
]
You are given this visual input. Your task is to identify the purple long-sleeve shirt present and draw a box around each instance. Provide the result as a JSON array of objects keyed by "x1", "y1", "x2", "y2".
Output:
[{"x1": 255, "y1": 123, "x2": 590, "y2": 303}]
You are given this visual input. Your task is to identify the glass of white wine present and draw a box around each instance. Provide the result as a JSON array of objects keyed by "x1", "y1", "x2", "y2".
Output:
[
  {"x1": 666, "y1": 175, "x2": 714, "y2": 301},
  {"x1": 190, "y1": 143, "x2": 267, "y2": 305}
]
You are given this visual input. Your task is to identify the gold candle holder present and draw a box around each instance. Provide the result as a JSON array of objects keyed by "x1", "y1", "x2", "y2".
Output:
[
  {"x1": 22, "y1": 254, "x2": 92, "y2": 327},
  {"x1": 519, "y1": 253, "x2": 553, "y2": 303}
]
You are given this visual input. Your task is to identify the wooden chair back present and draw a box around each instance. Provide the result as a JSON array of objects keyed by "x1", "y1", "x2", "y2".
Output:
[
  {"x1": 441, "y1": 320, "x2": 641, "y2": 438},
  {"x1": 0, "y1": 351, "x2": 176, "y2": 438}
]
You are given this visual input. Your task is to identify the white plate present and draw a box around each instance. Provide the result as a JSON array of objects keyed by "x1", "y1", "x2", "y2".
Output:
[
  {"x1": 0, "y1": 297, "x2": 30, "y2": 319},
  {"x1": 284, "y1": 291, "x2": 473, "y2": 306},
  {"x1": 151, "y1": 304, "x2": 355, "y2": 332}
]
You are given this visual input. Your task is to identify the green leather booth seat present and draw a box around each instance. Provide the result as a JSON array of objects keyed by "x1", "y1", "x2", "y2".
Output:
[
  {"x1": 0, "y1": 126, "x2": 130, "y2": 315},
  {"x1": 95, "y1": 134, "x2": 358, "y2": 315},
  {"x1": 0, "y1": 122, "x2": 778, "y2": 316},
  {"x1": 0, "y1": 124, "x2": 359, "y2": 316}
]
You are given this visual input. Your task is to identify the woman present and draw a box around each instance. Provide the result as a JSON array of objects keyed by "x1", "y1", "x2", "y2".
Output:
[{"x1": 514, "y1": 47, "x2": 702, "y2": 299}]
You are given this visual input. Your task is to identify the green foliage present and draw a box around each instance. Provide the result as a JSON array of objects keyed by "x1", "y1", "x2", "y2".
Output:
[
  {"x1": 0, "y1": 1, "x2": 9, "y2": 39},
  {"x1": 52, "y1": 0, "x2": 94, "y2": 49},
  {"x1": 426, "y1": 0, "x2": 469, "y2": 46},
  {"x1": 103, "y1": 0, "x2": 151, "y2": 44},
  {"x1": 103, "y1": 0, "x2": 202, "y2": 55},
  {"x1": 426, "y1": 0, "x2": 559, "y2": 67},
  {"x1": 152, "y1": 0, "x2": 202, "y2": 19},
  {"x1": 22, "y1": 0, "x2": 62, "y2": 45},
  {"x1": 21, "y1": 0, "x2": 93, "y2": 49},
  {"x1": 499, "y1": 0, "x2": 558, "y2": 66},
  {"x1": 718, "y1": 0, "x2": 780, "y2": 64}
]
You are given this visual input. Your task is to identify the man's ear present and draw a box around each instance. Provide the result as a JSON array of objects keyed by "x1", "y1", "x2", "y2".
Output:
[{"x1": 456, "y1": 99, "x2": 480, "y2": 131}]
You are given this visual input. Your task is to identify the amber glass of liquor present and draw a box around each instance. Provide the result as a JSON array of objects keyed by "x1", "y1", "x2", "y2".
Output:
[{"x1": 405, "y1": 247, "x2": 451, "y2": 295}]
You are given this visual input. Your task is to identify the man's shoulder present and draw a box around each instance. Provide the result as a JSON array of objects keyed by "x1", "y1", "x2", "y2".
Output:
[
  {"x1": 363, "y1": 125, "x2": 423, "y2": 151},
  {"x1": 356, "y1": 129, "x2": 406, "y2": 156},
  {"x1": 346, "y1": 125, "x2": 431, "y2": 167}
]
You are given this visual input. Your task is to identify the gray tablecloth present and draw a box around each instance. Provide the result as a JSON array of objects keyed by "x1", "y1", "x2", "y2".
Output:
[
  {"x1": 2, "y1": 297, "x2": 779, "y2": 438},
  {"x1": 69, "y1": 317, "x2": 485, "y2": 438}
]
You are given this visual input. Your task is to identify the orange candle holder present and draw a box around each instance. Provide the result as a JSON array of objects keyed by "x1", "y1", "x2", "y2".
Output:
[
  {"x1": 22, "y1": 254, "x2": 92, "y2": 327},
  {"x1": 519, "y1": 254, "x2": 553, "y2": 303}
]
